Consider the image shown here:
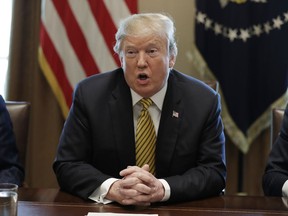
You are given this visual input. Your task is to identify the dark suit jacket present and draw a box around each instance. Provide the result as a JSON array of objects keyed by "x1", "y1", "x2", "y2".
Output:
[
  {"x1": 0, "y1": 95, "x2": 24, "y2": 186},
  {"x1": 263, "y1": 104, "x2": 288, "y2": 196},
  {"x1": 53, "y1": 68, "x2": 226, "y2": 203}
]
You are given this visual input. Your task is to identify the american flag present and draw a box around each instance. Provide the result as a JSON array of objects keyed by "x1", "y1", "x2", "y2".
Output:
[{"x1": 39, "y1": 0, "x2": 138, "y2": 118}]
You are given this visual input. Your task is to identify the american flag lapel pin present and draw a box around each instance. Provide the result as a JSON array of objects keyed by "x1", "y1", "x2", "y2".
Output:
[{"x1": 172, "y1": 110, "x2": 179, "y2": 118}]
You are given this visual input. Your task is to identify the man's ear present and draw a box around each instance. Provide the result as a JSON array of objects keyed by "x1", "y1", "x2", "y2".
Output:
[
  {"x1": 169, "y1": 55, "x2": 176, "y2": 68},
  {"x1": 119, "y1": 55, "x2": 124, "y2": 67}
]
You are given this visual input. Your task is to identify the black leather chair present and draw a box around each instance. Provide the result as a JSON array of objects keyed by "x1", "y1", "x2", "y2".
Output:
[
  {"x1": 271, "y1": 108, "x2": 285, "y2": 145},
  {"x1": 5, "y1": 101, "x2": 31, "y2": 169}
]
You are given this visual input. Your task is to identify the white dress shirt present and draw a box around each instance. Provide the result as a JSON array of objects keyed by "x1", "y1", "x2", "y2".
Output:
[
  {"x1": 282, "y1": 180, "x2": 288, "y2": 197},
  {"x1": 89, "y1": 83, "x2": 171, "y2": 203}
]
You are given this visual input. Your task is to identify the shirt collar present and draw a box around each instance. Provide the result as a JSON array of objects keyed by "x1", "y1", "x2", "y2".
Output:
[{"x1": 131, "y1": 82, "x2": 168, "y2": 111}]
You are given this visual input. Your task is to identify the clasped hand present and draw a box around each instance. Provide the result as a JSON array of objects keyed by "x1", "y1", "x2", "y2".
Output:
[{"x1": 106, "y1": 164, "x2": 164, "y2": 206}]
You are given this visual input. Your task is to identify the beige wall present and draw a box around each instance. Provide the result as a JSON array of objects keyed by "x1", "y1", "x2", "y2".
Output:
[{"x1": 139, "y1": 0, "x2": 197, "y2": 77}]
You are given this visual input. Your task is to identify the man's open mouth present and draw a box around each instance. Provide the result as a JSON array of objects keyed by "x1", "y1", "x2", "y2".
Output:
[{"x1": 138, "y1": 74, "x2": 148, "y2": 80}]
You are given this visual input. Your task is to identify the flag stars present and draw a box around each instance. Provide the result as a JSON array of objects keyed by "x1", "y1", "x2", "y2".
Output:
[
  {"x1": 205, "y1": 18, "x2": 212, "y2": 29},
  {"x1": 196, "y1": 12, "x2": 206, "y2": 24},
  {"x1": 239, "y1": 29, "x2": 250, "y2": 42},
  {"x1": 196, "y1": 10, "x2": 288, "y2": 43},
  {"x1": 253, "y1": 25, "x2": 262, "y2": 36},
  {"x1": 284, "y1": 12, "x2": 288, "y2": 22},
  {"x1": 227, "y1": 28, "x2": 238, "y2": 41},
  {"x1": 264, "y1": 22, "x2": 272, "y2": 34},
  {"x1": 273, "y1": 16, "x2": 283, "y2": 29},
  {"x1": 214, "y1": 23, "x2": 222, "y2": 35}
]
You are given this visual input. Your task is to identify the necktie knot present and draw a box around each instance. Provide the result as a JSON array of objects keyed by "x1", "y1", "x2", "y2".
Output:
[{"x1": 140, "y1": 98, "x2": 153, "y2": 110}]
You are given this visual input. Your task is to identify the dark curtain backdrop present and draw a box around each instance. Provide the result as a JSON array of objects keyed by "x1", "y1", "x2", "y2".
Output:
[
  {"x1": 6, "y1": 0, "x2": 64, "y2": 188},
  {"x1": 4, "y1": 0, "x2": 271, "y2": 195}
]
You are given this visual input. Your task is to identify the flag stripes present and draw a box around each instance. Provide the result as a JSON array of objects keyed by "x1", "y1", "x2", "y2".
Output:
[
  {"x1": 69, "y1": 1, "x2": 117, "y2": 73},
  {"x1": 88, "y1": 0, "x2": 120, "y2": 66},
  {"x1": 39, "y1": 0, "x2": 138, "y2": 118},
  {"x1": 39, "y1": 23, "x2": 74, "y2": 108},
  {"x1": 53, "y1": 0, "x2": 99, "y2": 77}
]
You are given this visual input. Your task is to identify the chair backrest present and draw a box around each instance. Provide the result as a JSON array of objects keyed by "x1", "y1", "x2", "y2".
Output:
[
  {"x1": 5, "y1": 101, "x2": 30, "y2": 168},
  {"x1": 271, "y1": 108, "x2": 285, "y2": 145}
]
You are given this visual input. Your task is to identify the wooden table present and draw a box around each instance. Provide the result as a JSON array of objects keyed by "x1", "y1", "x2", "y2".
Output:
[{"x1": 17, "y1": 188, "x2": 288, "y2": 216}]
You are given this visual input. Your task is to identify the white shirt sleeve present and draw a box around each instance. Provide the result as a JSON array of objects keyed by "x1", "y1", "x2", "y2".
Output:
[
  {"x1": 88, "y1": 178, "x2": 118, "y2": 204},
  {"x1": 159, "y1": 179, "x2": 171, "y2": 201},
  {"x1": 282, "y1": 180, "x2": 288, "y2": 197}
]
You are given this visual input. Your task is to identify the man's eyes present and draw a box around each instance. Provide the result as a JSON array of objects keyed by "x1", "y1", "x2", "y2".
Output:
[
  {"x1": 128, "y1": 50, "x2": 136, "y2": 54},
  {"x1": 147, "y1": 49, "x2": 158, "y2": 55},
  {"x1": 125, "y1": 48, "x2": 159, "y2": 57},
  {"x1": 125, "y1": 50, "x2": 137, "y2": 57}
]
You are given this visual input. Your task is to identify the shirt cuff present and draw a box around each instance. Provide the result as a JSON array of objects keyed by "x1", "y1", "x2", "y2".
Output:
[
  {"x1": 159, "y1": 179, "x2": 170, "y2": 202},
  {"x1": 88, "y1": 178, "x2": 118, "y2": 204},
  {"x1": 282, "y1": 180, "x2": 288, "y2": 197}
]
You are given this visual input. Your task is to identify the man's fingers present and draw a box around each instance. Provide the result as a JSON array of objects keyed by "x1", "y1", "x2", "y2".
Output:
[{"x1": 142, "y1": 164, "x2": 150, "y2": 171}]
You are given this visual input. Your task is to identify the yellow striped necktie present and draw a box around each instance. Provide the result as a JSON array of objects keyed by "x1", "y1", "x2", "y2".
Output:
[{"x1": 135, "y1": 98, "x2": 156, "y2": 175}]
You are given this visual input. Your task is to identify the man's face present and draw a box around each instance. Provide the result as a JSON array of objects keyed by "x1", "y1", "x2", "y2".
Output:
[{"x1": 120, "y1": 34, "x2": 175, "y2": 98}]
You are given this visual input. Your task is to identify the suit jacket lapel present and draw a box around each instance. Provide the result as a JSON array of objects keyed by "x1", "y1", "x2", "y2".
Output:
[
  {"x1": 156, "y1": 71, "x2": 183, "y2": 177},
  {"x1": 108, "y1": 71, "x2": 135, "y2": 169}
]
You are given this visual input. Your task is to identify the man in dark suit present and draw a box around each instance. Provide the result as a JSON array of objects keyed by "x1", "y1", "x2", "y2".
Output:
[
  {"x1": 263, "y1": 104, "x2": 288, "y2": 197},
  {"x1": 53, "y1": 13, "x2": 226, "y2": 205},
  {"x1": 0, "y1": 95, "x2": 24, "y2": 186}
]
